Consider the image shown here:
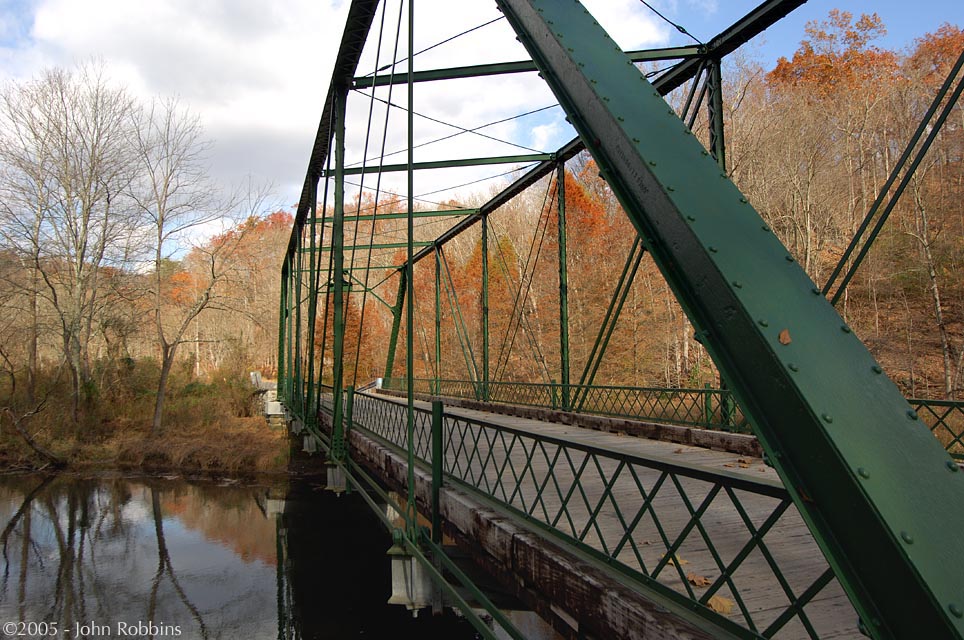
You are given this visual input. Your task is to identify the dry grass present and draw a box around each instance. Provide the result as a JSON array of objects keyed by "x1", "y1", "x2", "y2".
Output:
[{"x1": 0, "y1": 361, "x2": 290, "y2": 474}]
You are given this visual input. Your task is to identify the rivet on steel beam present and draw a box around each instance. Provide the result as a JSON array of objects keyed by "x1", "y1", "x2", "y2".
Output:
[
  {"x1": 872, "y1": 365, "x2": 882, "y2": 374},
  {"x1": 762, "y1": 225, "x2": 770, "y2": 231},
  {"x1": 900, "y1": 531, "x2": 914, "y2": 544},
  {"x1": 686, "y1": 215, "x2": 695, "y2": 221},
  {"x1": 667, "y1": 109, "x2": 674, "y2": 115},
  {"x1": 788, "y1": 363, "x2": 799, "y2": 372},
  {"x1": 812, "y1": 287, "x2": 821, "y2": 295},
  {"x1": 617, "y1": 116, "x2": 624, "y2": 122},
  {"x1": 739, "y1": 197, "x2": 749, "y2": 204},
  {"x1": 946, "y1": 460, "x2": 959, "y2": 472},
  {"x1": 858, "y1": 467, "x2": 870, "y2": 479},
  {"x1": 785, "y1": 255, "x2": 794, "y2": 262},
  {"x1": 632, "y1": 138, "x2": 641, "y2": 144},
  {"x1": 907, "y1": 410, "x2": 919, "y2": 421},
  {"x1": 648, "y1": 160, "x2": 657, "y2": 166},
  {"x1": 821, "y1": 414, "x2": 833, "y2": 424},
  {"x1": 720, "y1": 173, "x2": 727, "y2": 179},
  {"x1": 950, "y1": 604, "x2": 963, "y2": 618},
  {"x1": 603, "y1": 96, "x2": 610, "y2": 101},
  {"x1": 667, "y1": 186, "x2": 675, "y2": 192},
  {"x1": 709, "y1": 246, "x2": 718, "y2": 253},
  {"x1": 732, "y1": 281, "x2": 743, "y2": 288},
  {"x1": 701, "y1": 150, "x2": 709, "y2": 156},
  {"x1": 758, "y1": 319, "x2": 768, "y2": 327},
  {"x1": 841, "y1": 325, "x2": 852, "y2": 333}
]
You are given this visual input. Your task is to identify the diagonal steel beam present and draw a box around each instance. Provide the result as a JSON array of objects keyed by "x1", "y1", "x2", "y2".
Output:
[{"x1": 494, "y1": 1, "x2": 964, "y2": 639}]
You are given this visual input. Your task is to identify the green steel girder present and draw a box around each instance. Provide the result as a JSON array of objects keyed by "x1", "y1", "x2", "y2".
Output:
[
  {"x1": 322, "y1": 153, "x2": 553, "y2": 177},
  {"x1": 495, "y1": 1, "x2": 964, "y2": 639},
  {"x1": 312, "y1": 208, "x2": 478, "y2": 223},
  {"x1": 352, "y1": 45, "x2": 703, "y2": 88},
  {"x1": 302, "y1": 241, "x2": 434, "y2": 252}
]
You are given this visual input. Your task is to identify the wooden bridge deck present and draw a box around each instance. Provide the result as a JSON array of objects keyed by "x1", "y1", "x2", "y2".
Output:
[{"x1": 349, "y1": 391, "x2": 862, "y2": 639}]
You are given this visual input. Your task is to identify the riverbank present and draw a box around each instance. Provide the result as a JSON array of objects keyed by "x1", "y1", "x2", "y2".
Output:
[
  {"x1": 1, "y1": 364, "x2": 291, "y2": 475},
  {"x1": 1, "y1": 415, "x2": 290, "y2": 474}
]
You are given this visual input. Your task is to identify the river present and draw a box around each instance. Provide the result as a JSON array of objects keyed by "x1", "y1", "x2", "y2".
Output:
[{"x1": 0, "y1": 473, "x2": 558, "y2": 639}]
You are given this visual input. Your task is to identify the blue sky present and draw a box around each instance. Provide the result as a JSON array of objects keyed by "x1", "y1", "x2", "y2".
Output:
[{"x1": 699, "y1": 0, "x2": 963, "y2": 67}]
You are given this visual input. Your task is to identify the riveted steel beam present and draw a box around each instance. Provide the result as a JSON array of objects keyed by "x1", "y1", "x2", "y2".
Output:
[
  {"x1": 313, "y1": 208, "x2": 478, "y2": 223},
  {"x1": 495, "y1": 1, "x2": 964, "y2": 639},
  {"x1": 322, "y1": 153, "x2": 553, "y2": 177},
  {"x1": 353, "y1": 45, "x2": 703, "y2": 88}
]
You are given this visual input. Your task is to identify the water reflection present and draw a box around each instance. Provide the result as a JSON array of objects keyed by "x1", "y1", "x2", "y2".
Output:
[
  {"x1": 1, "y1": 475, "x2": 281, "y2": 639},
  {"x1": 1, "y1": 474, "x2": 558, "y2": 639},
  {"x1": 1, "y1": 475, "x2": 485, "y2": 639}
]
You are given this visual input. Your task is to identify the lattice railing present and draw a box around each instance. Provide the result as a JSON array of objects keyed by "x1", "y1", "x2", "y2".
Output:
[
  {"x1": 382, "y1": 377, "x2": 749, "y2": 433},
  {"x1": 348, "y1": 391, "x2": 856, "y2": 639},
  {"x1": 910, "y1": 398, "x2": 964, "y2": 459}
]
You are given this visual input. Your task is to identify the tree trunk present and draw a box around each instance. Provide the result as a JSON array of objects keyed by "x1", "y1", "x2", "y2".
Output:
[{"x1": 151, "y1": 346, "x2": 176, "y2": 436}]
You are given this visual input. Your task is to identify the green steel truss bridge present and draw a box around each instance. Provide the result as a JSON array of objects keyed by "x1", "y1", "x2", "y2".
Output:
[{"x1": 277, "y1": 1, "x2": 964, "y2": 638}]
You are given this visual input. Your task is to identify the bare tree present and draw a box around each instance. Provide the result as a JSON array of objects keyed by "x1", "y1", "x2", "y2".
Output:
[
  {"x1": 0, "y1": 64, "x2": 140, "y2": 424},
  {"x1": 130, "y1": 101, "x2": 271, "y2": 433}
]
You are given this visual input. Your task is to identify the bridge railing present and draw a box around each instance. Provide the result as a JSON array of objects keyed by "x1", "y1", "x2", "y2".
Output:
[
  {"x1": 910, "y1": 398, "x2": 964, "y2": 459},
  {"x1": 347, "y1": 391, "x2": 850, "y2": 639},
  {"x1": 381, "y1": 378, "x2": 964, "y2": 457},
  {"x1": 382, "y1": 377, "x2": 749, "y2": 432}
]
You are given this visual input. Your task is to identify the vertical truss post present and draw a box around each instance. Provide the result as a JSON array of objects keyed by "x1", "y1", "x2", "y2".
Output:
[
  {"x1": 384, "y1": 269, "x2": 407, "y2": 382},
  {"x1": 707, "y1": 56, "x2": 732, "y2": 426},
  {"x1": 431, "y1": 399, "x2": 443, "y2": 545},
  {"x1": 285, "y1": 266, "x2": 295, "y2": 403},
  {"x1": 405, "y1": 0, "x2": 417, "y2": 540},
  {"x1": 707, "y1": 57, "x2": 726, "y2": 172},
  {"x1": 304, "y1": 181, "x2": 319, "y2": 425},
  {"x1": 329, "y1": 83, "x2": 348, "y2": 462},
  {"x1": 496, "y1": 2, "x2": 964, "y2": 638},
  {"x1": 293, "y1": 229, "x2": 304, "y2": 414},
  {"x1": 481, "y1": 215, "x2": 490, "y2": 402},
  {"x1": 556, "y1": 163, "x2": 571, "y2": 411},
  {"x1": 278, "y1": 264, "x2": 288, "y2": 402},
  {"x1": 435, "y1": 247, "x2": 442, "y2": 394}
]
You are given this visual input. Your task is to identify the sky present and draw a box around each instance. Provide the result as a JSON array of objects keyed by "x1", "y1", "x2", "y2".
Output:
[{"x1": 0, "y1": 0, "x2": 961, "y2": 214}]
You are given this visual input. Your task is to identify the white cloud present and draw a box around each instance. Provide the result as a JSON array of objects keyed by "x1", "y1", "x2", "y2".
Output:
[{"x1": 0, "y1": 0, "x2": 677, "y2": 213}]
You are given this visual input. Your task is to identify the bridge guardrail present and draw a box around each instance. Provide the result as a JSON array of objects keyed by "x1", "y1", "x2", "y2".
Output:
[
  {"x1": 383, "y1": 377, "x2": 750, "y2": 433},
  {"x1": 347, "y1": 391, "x2": 849, "y2": 639},
  {"x1": 381, "y1": 378, "x2": 964, "y2": 458},
  {"x1": 909, "y1": 398, "x2": 964, "y2": 459}
]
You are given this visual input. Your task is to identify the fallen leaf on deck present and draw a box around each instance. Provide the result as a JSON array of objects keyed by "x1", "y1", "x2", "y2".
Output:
[
  {"x1": 739, "y1": 463, "x2": 750, "y2": 469},
  {"x1": 688, "y1": 573, "x2": 711, "y2": 587},
  {"x1": 661, "y1": 554, "x2": 689, "y2": 566},
  {"x1": 674, "y1": 448, "x2": 685, "y2": 454},
  {"x1": 723, "y1": 463, "x2": 736, "y2": 468},
  {"x1": 707, "y1": 595, "x2": 734, "y2": 615},
  {"x1": 778, "y1": 329, "x2": 792, "y2": 345},
  {"x1": 737, "y1": 458, "x2": 751, "y2": 464}
]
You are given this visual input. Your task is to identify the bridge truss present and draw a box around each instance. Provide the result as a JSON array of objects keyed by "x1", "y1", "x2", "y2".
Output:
[{"x1": 278, "y1": 1, "x2": 964, "y2": 638}]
